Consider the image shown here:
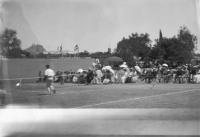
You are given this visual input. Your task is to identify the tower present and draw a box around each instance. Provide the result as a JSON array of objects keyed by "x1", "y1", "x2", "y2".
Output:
[{"x1": 159, "y1": 29, "x2": 163, "y2": 42}]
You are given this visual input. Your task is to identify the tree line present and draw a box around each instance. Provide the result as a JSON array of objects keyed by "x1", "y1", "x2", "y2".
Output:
[
  {"x1": 115, "y1": 26, "x2": 197, "y2": 66},
  {"x1": 0, "y1": 26, "x2": 198, "y2": 66}
]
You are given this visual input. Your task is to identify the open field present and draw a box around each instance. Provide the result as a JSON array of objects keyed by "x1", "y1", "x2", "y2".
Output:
[{"x1": 1, "y1": 83, "x2": 200, "y2": 137}]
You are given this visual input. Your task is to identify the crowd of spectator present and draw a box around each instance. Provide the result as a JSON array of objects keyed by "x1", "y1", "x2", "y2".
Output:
[
  {"x1": 37, "y1": 59, "x2": 200, "y2": 85},
  {"x1": 36, "y1": 60, "x2": 200, "y2": 84}
]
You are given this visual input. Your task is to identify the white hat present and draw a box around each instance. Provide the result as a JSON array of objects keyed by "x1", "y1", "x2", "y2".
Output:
[
  {"x1": 162, "y1": 63, "x2": 168, "y2": 67},
  {"x1": 102, "y1": 65, "x2": 112, "y2": 70},
  {"x1": 120, "y1": 64, "x2": 128, "y2": 68}
]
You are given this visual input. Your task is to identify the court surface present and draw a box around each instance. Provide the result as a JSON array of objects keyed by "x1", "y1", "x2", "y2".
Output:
[
  {"x1": 1, "y1": 83, "x2": 200, "y2": 137},
  {"x1": 3, "y1": 82, "x2": 200, "y2": 108}
]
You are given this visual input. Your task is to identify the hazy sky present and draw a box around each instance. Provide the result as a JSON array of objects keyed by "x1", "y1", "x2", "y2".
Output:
[{"x1": 14, "y1": 0, "x2": 200, "y2": 52}]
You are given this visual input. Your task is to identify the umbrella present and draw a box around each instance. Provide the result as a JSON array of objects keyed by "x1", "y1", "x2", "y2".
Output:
[{"x1": 77, "y1": 68, "x2": 84, "y2": 73}]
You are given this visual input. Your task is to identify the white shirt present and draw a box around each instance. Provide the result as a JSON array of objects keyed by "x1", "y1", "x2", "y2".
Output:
[
  {"x1": 95, "y1": 59, "x2": 100, "y2": 64},
  {"x1": 96, "y1": 70, "x2": 103, "y2": 78},
  {"x1": 45, "y1": 68, "x2": 55, "y2": 80},
  {"x1": 194, "y1": 74, "x2": 200, "y2": 83}
]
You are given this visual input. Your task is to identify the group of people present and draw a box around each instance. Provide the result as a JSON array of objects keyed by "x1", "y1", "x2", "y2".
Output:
[
  {"x1": 41, "y1": 61, "x2": 200, "y2": 94},
  {"x1": 71, "y1": 63, "x2": 200, "y2": 85},
  {"x1": 141, "y1": 64, "x2": 200, "y2": 84},
  {"x1": 71, "y1": 63, "x2": 140, "y2": 85}
]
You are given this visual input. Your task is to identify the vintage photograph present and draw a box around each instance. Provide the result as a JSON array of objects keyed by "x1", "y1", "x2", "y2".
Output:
[{"x1": 0, "y1": 0, "x2": 200, "y2": 136}]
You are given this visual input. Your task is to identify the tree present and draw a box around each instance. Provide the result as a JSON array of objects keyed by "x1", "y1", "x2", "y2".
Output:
[
  {"x1": 0, "y1": 28, "x2": 22, "y2": 57},
  {"x1": 159, "y1": 29, "x2": 163, "y2": 42},
  {"x1": 79, "y1": 50, "x2": 90, "y2": 57},
  {"x1": 25, "y1": 44, "x2": 46, "y2": 57},
  {"x1": 148, "y1": 44, "x2": 165, "y2": 61},
  {"x1": 115, "y1": 33, "x2": 151, "y2": 66},
  {"x1": 90, "y1": 51, "x2": 110, "y2": 58},
  {"x1": 177, "y1": 26, "x2": 197, "y2": 52},
  {"x1": 150, "y1": 26, "x2": 197, "y2": 65}
]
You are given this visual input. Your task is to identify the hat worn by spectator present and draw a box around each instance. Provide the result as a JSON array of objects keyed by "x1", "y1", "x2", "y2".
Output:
[{"x1": 162, "y1": 63, "x2": 168, "y2": 67}]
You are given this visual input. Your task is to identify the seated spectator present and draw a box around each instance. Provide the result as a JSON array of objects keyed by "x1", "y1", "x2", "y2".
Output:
[
  {"x1": 127, "y1": 68, "x2": 138, "y2": 83},
  {"x1": 126, "y1": 68, "x2": 133, "y2": 83},
  {"x1": 102, "y1": 70, "x2": 111, "y2": 84},
  {"x1": 103, "y1": 78, "x2": 110, "y2": 84},
  {"x1": 78, "y1": 73, "x2": 86, "y2": 84}
]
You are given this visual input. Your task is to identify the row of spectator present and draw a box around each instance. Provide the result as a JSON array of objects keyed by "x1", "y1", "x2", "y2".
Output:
[{"x1": 37, "y1": 63, "x2": 200, "y2": 84}]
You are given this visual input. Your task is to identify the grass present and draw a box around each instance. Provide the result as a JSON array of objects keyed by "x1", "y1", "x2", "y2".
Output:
[{"x1": 2, "y1": 82, "x2": 200, "y2": 108}]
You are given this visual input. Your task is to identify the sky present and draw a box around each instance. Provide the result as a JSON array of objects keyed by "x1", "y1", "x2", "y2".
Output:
[{"x1": 2, "y1": 0, "x2": 200, "y2": 52}]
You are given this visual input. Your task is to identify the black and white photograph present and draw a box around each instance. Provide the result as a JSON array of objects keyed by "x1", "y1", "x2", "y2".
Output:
[{"x1": 0, "y1": 0, "x2": 200, "y2": 136}]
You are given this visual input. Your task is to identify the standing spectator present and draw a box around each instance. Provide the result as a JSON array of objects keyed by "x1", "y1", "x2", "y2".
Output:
[
  {"x1": 194, "y1": 69, "x2": 200, "y2": 83},
  {"x1": 44, "y1": 64, "x2": 56, "y2": 94},
  {"x1": 131, "y1": 68, "x2": 139, "y2": 83},
  {"x1": 175, "y1": 67, "x2": 183, "y2": 83},
  {"x1": 118, "y1": 68, "x2": 125, "y2": 83},
  {"x1": 86, "y1": 68, "x2": 94, "y2": 84},
  {"x1": 188, "y1": 64, "x2": 192, "y2": 83},
  {"x1": 190, "y1": 65, "x2": 197, "y2": 83},
  {"x1": 183, "y1": 66, "x2": 189, "y2": 83},
  {"x1": 95, "y1": 68, "x2": 103, "y2": 84},
  {"x1": 60, "y1": 72, "x2": 65, "y2": 85},
  {"x1": 121, "y1": 68, "x2": 128, "y2": 84},
  {"x1": 95, "y1": 58, "x2": 100, "y2": 64},
  {"x1": 156, "y1": 67, "x2": 162, "y2": 83}
]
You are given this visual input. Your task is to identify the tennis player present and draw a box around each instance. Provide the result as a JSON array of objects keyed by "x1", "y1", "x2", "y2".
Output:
[{"x1": 44, "y1": 64, "x2": 56, "y2": 94}]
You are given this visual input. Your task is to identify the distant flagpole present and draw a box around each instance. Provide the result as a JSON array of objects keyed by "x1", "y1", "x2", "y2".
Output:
[
  {"x1": 74, "y1": 44, "x2": 79, "y2": 57},
  {"x1": 57, "y1": 46, "x2": 60, "y2": 51},
  {"x1": 60, "y1": 44, "x2": 62, "y2": 52},
  {"x1": 60, "y1": 44, "x2": 63, "y2": 57}
]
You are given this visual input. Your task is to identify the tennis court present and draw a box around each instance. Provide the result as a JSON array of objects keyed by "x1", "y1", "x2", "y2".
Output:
[
  {"x1": 1, "y1": 83, "x2": 200, "y2": 137},
  {"x1": 2, "y1": 82, "x2": 200, "y2": 108}
]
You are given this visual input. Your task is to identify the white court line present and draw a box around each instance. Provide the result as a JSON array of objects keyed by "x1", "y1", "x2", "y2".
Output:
[
  {"x1": 54, "y1": 84, "x2": 157, "y2": 95},
  {"x1": 76, "y1": 88, "x2": 199, "y2": 108}
]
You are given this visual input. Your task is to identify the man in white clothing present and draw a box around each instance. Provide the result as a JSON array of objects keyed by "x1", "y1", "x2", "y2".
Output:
[{"x1": 44, "y1": 64, "x2": 56, "y2": 94}]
